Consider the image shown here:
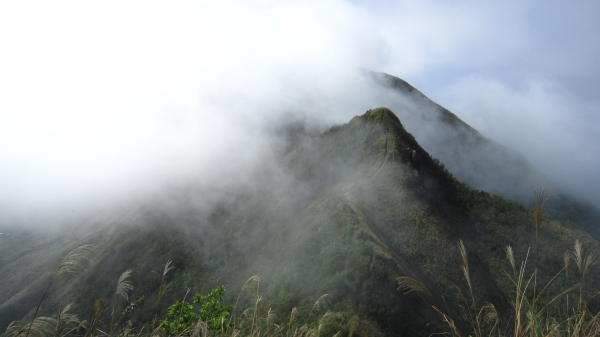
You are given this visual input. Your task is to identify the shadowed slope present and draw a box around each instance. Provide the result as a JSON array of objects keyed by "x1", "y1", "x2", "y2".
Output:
[
  {"x1": 368, "y1": 71, "x2": 600, "y2": 237},
  {"x1": 1, "y1": 108, "x2": 599, "y2": 336},
  {"x1": 368, "y1": 72, "x2": 547, "y2": 202}
]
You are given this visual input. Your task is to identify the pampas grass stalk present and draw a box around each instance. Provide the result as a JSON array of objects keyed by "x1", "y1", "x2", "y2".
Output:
[
  {"x1": 6, "y1": 316, "x2": 56, "y2": 337},
  {"x1": 317, "y1": 311, "x2": 332, "y2": 334},
  {"x1": 533, "y1": 189, "x2": 547, "y2": 248},
  {"x1": 250, "y1": 295, "x2": 263, "y2": 334},
  {"x1": 51, "y1": 303, "x2": 83, "y2": 337},
  {"x1": 573, "y1": 240, "x2": 596, "y2": 336},
  {"x1": 396, "y1": 276, "x2": 432, "y2": 298},
  {"x1": 481, "y1": 302, "x2": 500, "y2": 337},
  {"x1": 266, "y1": 308, "x2": 275, "y2": 337},
  {"x1": 506, "y1": 246, "x2": 517, "y2": 277},
  {"x1": 153, "y1": 260, "x2": 174, "y2": 332},
  {"x1": 286, "y1": 307, "x2": 298, "y2": 337},
  {"x1": 84, "y1": 298, "x2": 106, "y2": 337},
  {"x1": 504, "y1": 248, "x2": 533, "y2": 337},
  {"x1": 109, "y1": 269, "x2": 133, "y2": 337},
  {"x1": 24, "y1": 245, "x2": 94, "y2": 337},
  {"x1": 229, "y1": 275, "x2": 261, "y2": 327},
  {"x1": 307, "y1": 294, "x2": 330, "y2": 321},
  {"x1": 158, "y1": 260, "x2": 175, "y2": 302},
  {"x1": 457, "y1": 240, "x2": 482, "y2": 337},
  {"x1": 532, "y1": 188, "x2": 547, "y2": 331},
  {"x1": 431, "y1": 305, "x2": 463, "y2": 337},
  {"x1": 176, "y1": 289, "x2": 191, "y2": 336}
]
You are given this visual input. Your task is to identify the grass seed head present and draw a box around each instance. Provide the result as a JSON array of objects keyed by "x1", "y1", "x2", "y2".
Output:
[{"x1": 396, "y1": 276, "x2": 432, "y2": 298}]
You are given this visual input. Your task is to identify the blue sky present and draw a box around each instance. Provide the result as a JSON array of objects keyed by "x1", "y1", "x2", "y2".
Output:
[{"x1": 1, "y1": 0, "x2": 599, "y2": 221}]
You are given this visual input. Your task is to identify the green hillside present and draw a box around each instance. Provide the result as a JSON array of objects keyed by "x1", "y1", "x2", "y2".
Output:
[{"x1": 1, "y1": 108, "x2": 599, "y2": 336}]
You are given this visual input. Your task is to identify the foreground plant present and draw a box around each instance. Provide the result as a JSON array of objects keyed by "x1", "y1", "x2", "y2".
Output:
[
  {"x1": 5, "y1": 245, "x2": 94, "y2": 337},
  {"x1": 5, "y1": 303, "x2": 85, "y2": 337},
  {"x1": 398, "y1": 239, "x2": 599, "y2": 337},
  {"x1": 2, "y1": 246, "x2": 340, "y2": 337},
  {"x1": 159, "y1": 285, "x2": 233, "y2": 335}
]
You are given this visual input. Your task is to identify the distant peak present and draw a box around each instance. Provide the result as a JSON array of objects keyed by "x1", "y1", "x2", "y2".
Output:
[
  {"x1": 362, "y1": 108, "x2": 414, "y2": 145},
  {"x1": 364, "y1": 107, "x2": 400, "y2": 123},
  {"x1": 362, "y1": 69, "x2": 421, "y2": 96},
  {"x1": 357, "y1": 107, "x2": 440, "y2": 173}
]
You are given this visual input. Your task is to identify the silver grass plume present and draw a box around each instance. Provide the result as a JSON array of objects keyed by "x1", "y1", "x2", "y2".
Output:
[
  {"x1": 114, "y1": 269, "x2": 134, "y2": 302},
  {"x1": 458, "y1": 240, "x2": 472, "y2": 294},
  {"x1": 24, "y1": 245, "x2": 94, "y2": 337},
  {"x1": 506, "y1": 246, "x2": 517, "y2": 277},
  {"x1": 574, "y1": 240, "x2": 595, "y2": 279},
  {"x1": 396, "y1": 276, "x2": 432, "y2": 298},
  {"x1": 312, "y1": 294, "x2": 331, "y2": 312},
  {"x1": 533, "y1": 189, "x2": 547, "y2": 240},
  {"x1": 158, "y1": 260, "x2": 175, "y2": 301}
]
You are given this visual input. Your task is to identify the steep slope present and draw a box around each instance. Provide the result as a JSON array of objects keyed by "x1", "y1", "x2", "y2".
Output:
[
  {"x1": 368, "y1": 72, "x2": 548, "y2": 202},
  {"x1": 368, "y1": 71, "x2": 600, "y2": 235},
  {"x1": 1, "y1": 108, "x2": 599, "y2": 336}
]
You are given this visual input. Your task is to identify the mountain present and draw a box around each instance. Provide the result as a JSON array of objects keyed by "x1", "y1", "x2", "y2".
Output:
[
  {"x1": 1, "y1": 98, "x2": 599, "y2": 335},
  {"x1": 366, "y1": 72, "x2": 552, "y2": 202},
  {"x1": 367, "y1": 71, "x2": 600, "y2": 234}
]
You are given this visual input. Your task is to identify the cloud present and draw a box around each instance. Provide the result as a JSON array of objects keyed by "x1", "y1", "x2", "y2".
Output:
[
  {"x1": 0, "y1": 0, "x2": 388, "y2": 224},
  {"x1": 1, "y1": 0, "x2": 599, "y2": 224},
  {"x1": 437, "y1": 76, "x2": 600, "y2": 207}
]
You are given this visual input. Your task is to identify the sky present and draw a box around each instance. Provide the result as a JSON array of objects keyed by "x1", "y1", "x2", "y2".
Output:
[{"x1": 1, "y1": 0, "x2": 599, "y2": 224}]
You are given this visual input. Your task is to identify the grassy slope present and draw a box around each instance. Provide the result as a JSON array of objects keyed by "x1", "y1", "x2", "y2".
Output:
[
  {"x1": 372, "y1": 70, "x2": 600, "y2": 240},
  {"x1": 1, "y1": 108, "x2": 599, "y2": 336}
]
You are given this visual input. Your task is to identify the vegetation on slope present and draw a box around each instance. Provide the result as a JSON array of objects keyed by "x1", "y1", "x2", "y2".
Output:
[{"x1": 2, "y1": 107, "x2": 599, "y2": 336}]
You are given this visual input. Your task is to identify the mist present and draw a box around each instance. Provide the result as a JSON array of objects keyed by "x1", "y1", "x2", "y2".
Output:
[
  {"x1": 437, "y1": 76, "x2": 600, "y2": 208},
  {"x1": 1, "y1": 0, "x2": 599, "y2": 227}
]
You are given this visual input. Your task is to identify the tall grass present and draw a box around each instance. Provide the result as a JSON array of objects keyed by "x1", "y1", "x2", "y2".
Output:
[
  {"x1": 3, "y1": 256, "x2": 338, "y2": 337},
  {"x1": 397, "y1": 191, "x2": 599, "y2": 337},
  {"x1": 398, "y1": 239, "x2": 598, "y2": 336},
  {"x1": 13, "y1": 245, "x2": 94, "y2": 337}
]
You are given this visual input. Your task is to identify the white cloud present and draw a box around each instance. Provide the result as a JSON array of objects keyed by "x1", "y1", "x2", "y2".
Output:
[
  {"x1": 437, "y1": 76, "x2": 600, "y2": 205},
  {"x1": 0, "y1": 0, "x2": 386, "y2": 223},
  {"x1": 0, "y1": 0, "x2": 599, "y2": 222}
]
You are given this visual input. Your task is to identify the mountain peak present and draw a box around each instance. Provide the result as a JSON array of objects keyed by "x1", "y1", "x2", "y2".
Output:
[
  {"x1": 362, "y1": 107, "x2": 439, "y2": 173},
  {"x1": 285, "y1": 107, "x2": 445, "y2": 191},
  {"x1": 366, "y1": 71, "x2": 551, "y2": 203},
  {"x1": 364, "y1": 106, "x2": 396, "y2": 120},
  {"x1": 364, "y1": 107, "x2": 421, "y2": 155}
]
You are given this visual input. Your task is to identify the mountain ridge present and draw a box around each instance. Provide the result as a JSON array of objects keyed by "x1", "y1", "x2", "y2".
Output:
[
  {"x1": 368, "y1": 71, "x2": 547, "y2": 202},
  {"x1": 368, "y1": 71, "x2": 600, "y2": 237},
  {"x1": 1, "y1": 91, "x2": 599, "y2": 336}
]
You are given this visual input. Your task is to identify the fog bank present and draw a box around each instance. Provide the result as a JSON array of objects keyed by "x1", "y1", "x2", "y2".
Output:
[{"x1": 1, "y1": 0, "x2": 599, "y2": 226}]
